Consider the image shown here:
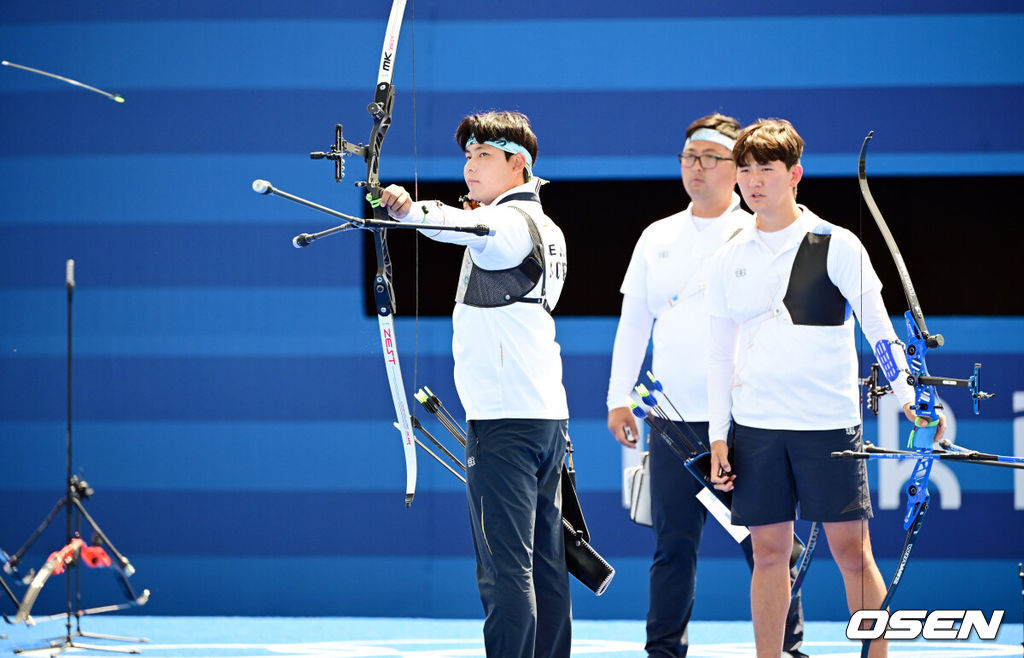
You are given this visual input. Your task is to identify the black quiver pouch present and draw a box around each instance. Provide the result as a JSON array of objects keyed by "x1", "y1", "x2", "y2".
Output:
[{"x1": 560, "y1": 438, "x2": 614, "y2": 595}]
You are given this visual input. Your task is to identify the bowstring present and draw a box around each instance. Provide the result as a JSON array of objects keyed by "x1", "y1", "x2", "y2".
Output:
[
  {"x1": 857, "y1": 155, "x2": 868, "y2": 620},
  {"x1": 411, "y1": 0, "x2": 420, "y2": 393}
]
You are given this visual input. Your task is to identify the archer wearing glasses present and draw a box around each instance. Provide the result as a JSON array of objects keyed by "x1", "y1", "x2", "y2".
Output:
[{"x1": 678, "y1": 152, "x2": 734, "y2": 169}]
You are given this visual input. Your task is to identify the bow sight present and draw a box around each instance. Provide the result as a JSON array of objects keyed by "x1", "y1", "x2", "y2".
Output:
[{"x1": 309, "y1": 81, "x2": 394, "y2": 193}]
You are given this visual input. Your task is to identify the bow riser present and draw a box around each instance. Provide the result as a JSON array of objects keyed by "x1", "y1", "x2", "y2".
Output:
[
  {"x1": 904, "y1": 313, "x2": 939, "y2": 428},
  {"x1": 901, "y1": 457, "x2": 933, "y2": 530},
  {"x1": 364, "y1": 82, "x2": 395, "y2": 197}
]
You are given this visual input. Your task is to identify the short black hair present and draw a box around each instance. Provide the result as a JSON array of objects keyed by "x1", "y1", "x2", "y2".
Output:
[{"x1": 455, "y1": 111, "x2": 538, "y2": 183}]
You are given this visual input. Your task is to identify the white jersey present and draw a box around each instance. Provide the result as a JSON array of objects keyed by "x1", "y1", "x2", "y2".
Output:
[
  {"x1": 399, "y1": 180, "x2": 568, "y2": 420},
  {"x1": 706, "y1": 205, "x2": 910, "y2": 437},
  {"x1": 607, "y1": 194, "x2": 752, "y2": 420}
]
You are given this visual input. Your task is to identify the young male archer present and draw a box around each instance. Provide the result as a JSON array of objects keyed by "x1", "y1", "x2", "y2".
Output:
[
  {"x1": 380, "y1": 110, "x2": 571, "y2": 658},
  {"x1": 705, "y1": 118, "x2": 946, "y2": 658}
]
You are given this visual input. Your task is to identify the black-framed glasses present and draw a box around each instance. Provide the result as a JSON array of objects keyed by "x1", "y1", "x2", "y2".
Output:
[{"x1": 677, "y1": 153, "x2": 734, "y2": 169}]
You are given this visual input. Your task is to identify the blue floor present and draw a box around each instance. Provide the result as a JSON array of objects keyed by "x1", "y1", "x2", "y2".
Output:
[{"x1": 2, "y1": 616, "x2": 1022, "y2": 657}]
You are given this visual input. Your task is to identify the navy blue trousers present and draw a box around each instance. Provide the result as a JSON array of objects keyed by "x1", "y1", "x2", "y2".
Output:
[
  {"x1": 645, "y1": 421, "x2": 805, "y2": 657},
  {"x1": 466, "y1": 418, "x2": 572, "y2": 658}
]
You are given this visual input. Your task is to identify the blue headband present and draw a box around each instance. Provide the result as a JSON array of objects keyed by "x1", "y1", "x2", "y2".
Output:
[{"x1": 466, "y1": 135, "x2": 534, "y2": 178}]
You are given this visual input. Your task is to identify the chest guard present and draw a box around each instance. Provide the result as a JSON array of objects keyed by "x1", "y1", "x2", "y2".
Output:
[
  {"x1": 456, "y1": 192, "x2": 564, "y2": 312},
  {"x1": 782, "y1": 221, "x2": 851, "y2": 326}
]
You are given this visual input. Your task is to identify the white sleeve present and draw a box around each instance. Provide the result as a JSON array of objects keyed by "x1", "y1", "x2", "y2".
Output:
[
  {"x1": 828, "y1": 227, "x2": 883, "y2": 301},
  {"x1": 851, "y1": 288, "x2": 916, "y2": 409},
  {"x1": 401, "y1": 201, "x2": 533, "y2": 269},
  {"x1": 708, "y1": 314, "x2": 739, "y2": 445},
  {"x1": 619, "y1": 231, "x2": 649, "y2": 299},
  {"x1": 606, "y1": 294, "x2": 654, "y2": 410}
]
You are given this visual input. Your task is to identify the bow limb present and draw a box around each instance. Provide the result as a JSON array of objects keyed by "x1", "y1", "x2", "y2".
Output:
[
  {"x1": 858, "y1": 130, "x2": 943, "y2": 446},
  {"x1": 378, "y1": 313, "x2": 417, "y2": 507},
  {"x1": 858, "y1": 132, "x2": 940, "y2": 348}
]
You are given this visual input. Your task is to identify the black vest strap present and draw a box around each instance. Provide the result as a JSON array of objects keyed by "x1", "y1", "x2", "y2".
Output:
[
  {"x1": 504, "y1": 207, "x2": 547, "y2": 308},
  {"x1": 783, "y1": 233, "x2": 849, "y2": 326},
  {"x1": 496, "y1": 191, "x2": 541, "y2": 205}
]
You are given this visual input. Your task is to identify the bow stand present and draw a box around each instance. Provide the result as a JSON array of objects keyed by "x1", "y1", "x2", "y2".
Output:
[{"x1": 3, "y1": 262, "x2": 149, "y2": 655}]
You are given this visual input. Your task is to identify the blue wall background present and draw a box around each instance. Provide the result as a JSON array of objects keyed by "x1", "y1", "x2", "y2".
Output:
[{"x1": 2, "y1": 2, "x2": 1022, "y2": 621}]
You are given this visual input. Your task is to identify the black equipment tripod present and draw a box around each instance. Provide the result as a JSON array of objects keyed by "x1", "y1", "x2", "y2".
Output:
[{"x1": 3, "y1": 261, "x2": 149, "y2": 654}]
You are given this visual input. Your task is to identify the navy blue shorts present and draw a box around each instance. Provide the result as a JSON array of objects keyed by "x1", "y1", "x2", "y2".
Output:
[{"x1": 730, "y1": 423, "x2": 872, "y2": 527}]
